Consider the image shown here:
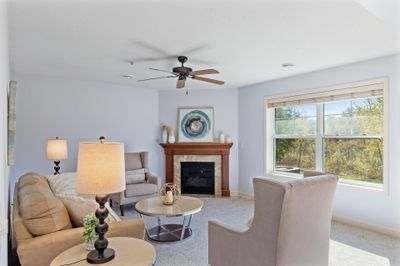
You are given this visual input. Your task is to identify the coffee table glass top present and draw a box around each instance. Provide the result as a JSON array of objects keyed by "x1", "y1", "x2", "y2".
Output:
[{"x1": 135, "y1": 196, "x2": 203, "y2": 217}]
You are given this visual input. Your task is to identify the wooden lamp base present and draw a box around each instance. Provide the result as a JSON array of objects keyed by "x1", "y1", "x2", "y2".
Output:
[{"x1": 87, "y1": 195, "x2": 114, "y2": 264}]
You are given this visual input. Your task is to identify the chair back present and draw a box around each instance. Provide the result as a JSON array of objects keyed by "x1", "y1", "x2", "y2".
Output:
[
  {"x1": 125, "y1": 152, "x2": 149, "y2": 171},
  {"x1": 251, "y1": 174, "x2": 338, "y2": 266}
]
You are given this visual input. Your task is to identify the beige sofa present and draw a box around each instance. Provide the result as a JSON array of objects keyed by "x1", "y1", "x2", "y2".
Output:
[
  {"x1": 12, "y1": 172, "x2": 145, "y2": 266},
  {"x1": 109, "y1": 152, "x2": 160, "y2": 216}
]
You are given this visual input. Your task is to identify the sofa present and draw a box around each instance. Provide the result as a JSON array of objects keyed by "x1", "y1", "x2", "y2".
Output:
[
  {"x1": 109, "y1": 152, "x2": 161, "y2": 216},
  {"x1": 12, "y1": 172, "x2": 145, "y2": 266}
]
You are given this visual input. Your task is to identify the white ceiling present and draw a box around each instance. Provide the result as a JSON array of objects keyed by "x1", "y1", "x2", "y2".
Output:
[{"x1": 8, "y1": 0, "x2": 399, "y2": 90}]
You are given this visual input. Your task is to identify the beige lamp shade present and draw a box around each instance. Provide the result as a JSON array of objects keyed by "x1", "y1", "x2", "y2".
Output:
[
  {"x1": 46, "y1": 139, "x2": 68, "y2": 160},
  {"x1": 76, "y1": 142, "x2": 126, "y2": 195}
]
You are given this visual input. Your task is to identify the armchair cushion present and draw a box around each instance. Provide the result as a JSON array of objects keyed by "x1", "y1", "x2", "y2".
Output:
[
  {"x1": 124, "y1": 183, "x2": 158, "y2": 197},
  {"x1": 125, "y1": 168, "x2": 147, "y2": 184}
]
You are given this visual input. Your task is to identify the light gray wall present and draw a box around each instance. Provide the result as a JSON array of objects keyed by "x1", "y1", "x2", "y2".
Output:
[
  {"x1": 10, "y1": 73, "x2": 160, "y2": 187},
  {"x1": 158, "y1": 89, "x2": 239, "y2": 193},
  {"x1": 0, "y1": 0, "x2": 9, "y2": 264},
  {"x1": 239, "y1": 54, "x2": 400, "y2": 230}
]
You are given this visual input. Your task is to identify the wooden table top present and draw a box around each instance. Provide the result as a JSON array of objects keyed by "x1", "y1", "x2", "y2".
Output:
[
  {"x1": 135, "y1": 196, "x2": 203, "y2": 217},
  {"x1": 50, "y1": 237, "x2": 156, "y2": 266}
]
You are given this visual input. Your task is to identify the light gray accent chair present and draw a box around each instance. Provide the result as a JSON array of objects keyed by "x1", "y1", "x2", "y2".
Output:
[
  {"x1": 109, "y1": 152, "x2": 160, "y2": 216},
  {"x1": 208, "y1": 174, "x2": 338, "y2": 266}
]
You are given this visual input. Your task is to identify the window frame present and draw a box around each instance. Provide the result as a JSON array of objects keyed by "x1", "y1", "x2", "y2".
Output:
[{"x1": 264, "y1": 78, "x2": 389, "y2": 193}]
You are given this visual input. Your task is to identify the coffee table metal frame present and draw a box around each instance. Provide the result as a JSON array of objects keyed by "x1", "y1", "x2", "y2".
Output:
[{"x1": 135, "y1": 197, "x2": 203, "y2": 242}]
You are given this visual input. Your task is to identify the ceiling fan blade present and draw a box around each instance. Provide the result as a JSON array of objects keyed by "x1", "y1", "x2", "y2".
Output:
[
  {"x1": 137, "y1": 75, "x2": 176, "y2": 82},
  {"x1": 191, "y1": 69, "x2": 219, "y2": 75},
  {"x1": 176, "y1": 78, "x2": 186, "y2": 89},
  {"x1": 149, "y1": 68, "x2": 177, "y2": 75},
  {"x1": 192, "y1": 76, "x2": 225, "y2": 85}
]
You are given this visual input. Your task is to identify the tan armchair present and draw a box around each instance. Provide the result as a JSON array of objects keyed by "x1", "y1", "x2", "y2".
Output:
[
  {"x1": 208, "y1": 174, "x2": 338, "y2": 266},
  {"x1": 109, "y1": 152, "x2": 161, "y2": 216}
]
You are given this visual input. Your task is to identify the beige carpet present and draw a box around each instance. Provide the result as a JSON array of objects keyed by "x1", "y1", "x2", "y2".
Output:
[{"x1": 113, "y1": 197, "x2": 400, "y2": 266}]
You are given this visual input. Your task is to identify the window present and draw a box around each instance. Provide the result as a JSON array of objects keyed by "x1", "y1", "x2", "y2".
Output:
[{"x1": 265, "y1": 79, "x2": 387, "y2": 189}]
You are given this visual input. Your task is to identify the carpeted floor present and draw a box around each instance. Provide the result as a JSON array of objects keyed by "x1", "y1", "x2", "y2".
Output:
[{"x1": 113, "y1": 197, "x2": 400, "y2": 266}]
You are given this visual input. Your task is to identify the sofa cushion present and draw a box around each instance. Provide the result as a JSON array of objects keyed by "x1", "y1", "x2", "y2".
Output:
[
  {"x1": 125, "y1": 153, "x2": 143, "y2": 170},
  {"x1": 124, "y1": 183, "x2": 158, "y2": 197},
  {"x1": 46, "y1": 173, "x2": 121, "y2": 223},
  {"x1": 18, "y1": 172, "x2": 72, "y2": 236},
  {"x1": 125, "y1": 169, "x2": 146, "y2": 184}
]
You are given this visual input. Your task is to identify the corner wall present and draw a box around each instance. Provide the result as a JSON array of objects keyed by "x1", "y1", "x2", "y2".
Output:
[
  {"x1": 9, "y1": 73, "x2": 160, "y2": 188},
  {"x1": 0, "y1": 0, "x2": 9, "y2": 264},
  {"x1": 158, "y1": 89, "x2": 240, "y2": 193},
  {"x1": 238, "y1": 54, "x2": 400, "y2": 231}
]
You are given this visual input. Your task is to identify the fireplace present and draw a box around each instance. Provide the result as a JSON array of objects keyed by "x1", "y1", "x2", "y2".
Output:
[
  {"x1": 160, "y1": 143, "x2": 233, "y2": 196},
  {"x1": 181, "y1": 162, "x2": 215, "y2": 194}
]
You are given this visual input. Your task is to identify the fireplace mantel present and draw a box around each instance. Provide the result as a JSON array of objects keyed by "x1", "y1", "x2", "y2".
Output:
[{"x1": 160, "y1": 143, "x2": 233, "y2": 196}]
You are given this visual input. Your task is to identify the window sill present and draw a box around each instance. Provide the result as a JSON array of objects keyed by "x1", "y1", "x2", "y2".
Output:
[{"x1": 266, "y1": 172, "x2": 387, "y2": 194}]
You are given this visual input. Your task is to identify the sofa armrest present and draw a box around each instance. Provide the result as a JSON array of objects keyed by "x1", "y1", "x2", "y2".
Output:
[
  {"x1": 147, "y1": 174, "x2": 161, "y2": 188},
  {"x1": 16, "y1": 219, "x2": 145, "y2": 266},
  {"x1": 17, "y1": 227, "x2": 85, "y2": 266},
  {"x1": 107, "y1": 219, "x2": 145, "y2": 239}
]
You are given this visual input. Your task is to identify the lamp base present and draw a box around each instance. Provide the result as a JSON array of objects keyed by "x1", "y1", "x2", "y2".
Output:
[
  {"x1": 53, "y1": 160, "x2": 61, "y2": 175},
  {"x1": 87, "y1": 248, "x2": 115, "y2": 264}
]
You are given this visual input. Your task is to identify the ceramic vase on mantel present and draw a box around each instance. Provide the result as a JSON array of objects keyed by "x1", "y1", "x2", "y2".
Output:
[
  {"x1": 168, "y1": 129, "x2": 176, "y2": 144},
  {"x1": 161, "y1": 126, "x2": 168, "y2": 143}
]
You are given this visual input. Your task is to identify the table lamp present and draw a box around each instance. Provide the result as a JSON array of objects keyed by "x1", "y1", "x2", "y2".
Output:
[
  {"x1": 46, "y1": 137, "x2": 68, "y2": 175},
  {"x1": 76, "y1": 137, "x2": 125, "y2": 264}
]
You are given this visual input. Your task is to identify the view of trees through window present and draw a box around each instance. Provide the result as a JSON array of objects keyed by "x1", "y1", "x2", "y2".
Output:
[{"x1": 273, "y1": 96, "x2": 383, "y2": 184}]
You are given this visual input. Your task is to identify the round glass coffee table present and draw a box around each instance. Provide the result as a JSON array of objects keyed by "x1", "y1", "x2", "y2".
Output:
[{"x1": 135, "y1": 196, "x2": 203, "y2": 242}]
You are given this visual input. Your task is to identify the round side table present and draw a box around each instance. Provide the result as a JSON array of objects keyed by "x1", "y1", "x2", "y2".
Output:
[
  {"x1": 135, "y1": 196, "x2": 203, "y2": 242},
  {"x1": 50, "y1": 237, "x2": 156, "y2": 266}
]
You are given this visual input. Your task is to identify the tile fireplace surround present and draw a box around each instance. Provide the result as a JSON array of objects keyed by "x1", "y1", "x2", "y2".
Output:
[
  {"x1": 174, "y1": 155, "x2": 222, "y2": 195},
  {"x1": 160, "y1": 143, "x2": 233, "y2": 196}
]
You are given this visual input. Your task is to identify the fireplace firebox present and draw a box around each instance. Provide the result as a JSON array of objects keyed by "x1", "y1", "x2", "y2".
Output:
[{"x1": 181, "y1": 162, "x2": 215, "y2": 194}]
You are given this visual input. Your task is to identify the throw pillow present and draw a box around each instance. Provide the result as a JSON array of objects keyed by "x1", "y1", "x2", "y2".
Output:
[{"x1": 125, "y1": 168, "x2": 147, "y2": 184}]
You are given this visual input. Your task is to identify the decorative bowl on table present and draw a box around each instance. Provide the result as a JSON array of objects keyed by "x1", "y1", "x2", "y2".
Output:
[{"x1": 159, "y1": 183, "x2": 181, "y2": 205}]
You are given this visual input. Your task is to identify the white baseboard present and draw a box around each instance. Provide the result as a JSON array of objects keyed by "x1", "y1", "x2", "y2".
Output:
[
  {"x1": 229, "y1": 191, "x2": 253, "y2": 200},
  {"x1": 333, "y1": 215, "x2": 400, "y2": 237},
  {"x1": 236, "y1": 192, "x2": 254, "y2": 200}
]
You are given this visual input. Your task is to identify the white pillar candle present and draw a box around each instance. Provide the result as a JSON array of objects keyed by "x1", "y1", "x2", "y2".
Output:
[
  {"x1": 166, "y1": 190, "x2": 174, "y2": 203},
  {"x1": 219, "y1": 133, "x2": 225, "y2": 143}
]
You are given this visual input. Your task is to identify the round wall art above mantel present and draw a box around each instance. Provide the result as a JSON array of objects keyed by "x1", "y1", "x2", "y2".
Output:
[{"x1": 178, "y1": 107, "x2": 214, "y2": 142}]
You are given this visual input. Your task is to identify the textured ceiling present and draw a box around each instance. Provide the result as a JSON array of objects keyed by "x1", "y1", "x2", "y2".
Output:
[{"x1": 8, "y1": 0, "x2": 399, "y2": 89}]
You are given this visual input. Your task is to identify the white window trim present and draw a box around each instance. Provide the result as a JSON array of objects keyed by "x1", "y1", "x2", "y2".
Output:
[{"x1": 264, "y1": 77, "x2": 389, "y2": 194}]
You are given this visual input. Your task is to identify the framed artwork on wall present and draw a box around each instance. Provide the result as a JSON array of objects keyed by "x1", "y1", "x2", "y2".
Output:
[
  {"x1": 178, "y1": 107, "x2": 214, "y2": 142},
  {"x1": 8, "y1": 80, "x2": 17, "y2": 166}
]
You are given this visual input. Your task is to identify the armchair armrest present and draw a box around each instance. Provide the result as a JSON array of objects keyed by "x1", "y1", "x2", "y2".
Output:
[
  {"x1": 208, "y1": 220, "x2": 249, "y2": 266},
  {"x1": 147, "y1": 174, "x2": 161, "y2": 188}
]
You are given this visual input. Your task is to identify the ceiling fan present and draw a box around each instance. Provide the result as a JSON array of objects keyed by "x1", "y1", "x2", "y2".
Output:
[{"x1": 138, "y1": 56, "x2": 225, "y2": 89}]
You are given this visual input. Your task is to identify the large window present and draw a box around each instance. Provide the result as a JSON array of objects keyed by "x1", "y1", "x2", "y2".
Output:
[{"x1": 266, "y1": 79, "x2": 387, "y2": 188}]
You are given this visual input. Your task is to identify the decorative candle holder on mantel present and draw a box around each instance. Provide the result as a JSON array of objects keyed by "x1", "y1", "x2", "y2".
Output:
[{"x1": 159, "y1": 183, "x2": 180, "y2": 205}]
